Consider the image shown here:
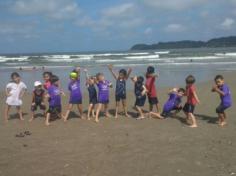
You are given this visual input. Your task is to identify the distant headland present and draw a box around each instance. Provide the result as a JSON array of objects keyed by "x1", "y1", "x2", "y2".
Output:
[{"x1": 130, "y1": 36, "x2": 236, "y2": 50}]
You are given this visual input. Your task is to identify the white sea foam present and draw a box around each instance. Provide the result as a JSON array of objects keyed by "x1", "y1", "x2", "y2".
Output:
[
  {"x1": 155, "y1": 51, "x2": 170, "y2": 54},
  {"x1": 125, "y1": 54, "x2": 160, "y2": 60},
  {"x1": 0, "y1": 56, "x2": 29, "y2": 62},
  {"x1": 215, "y1": 52, "x2": 236, "y2": 57}
]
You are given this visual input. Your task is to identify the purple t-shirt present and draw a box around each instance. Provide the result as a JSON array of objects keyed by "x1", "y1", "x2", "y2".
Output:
[
  {"x1": 97, "y1": 80, "x2": 110, "y2": 102},
  {"x1": 163, "y1": 93, "x2": 182, "y2": 113},
  {"x1": 48, "y1": 85, "x2": 61, "y2": 107},
  {"x1": 220, "y1": 84, "x2": 232, "y2": 107},
  {"x1": 68, "y1": 80, "x2": 82, "y2": 103}
]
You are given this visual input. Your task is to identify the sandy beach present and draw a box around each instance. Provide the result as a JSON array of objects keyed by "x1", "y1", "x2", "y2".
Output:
[{"x1": 0, "y1": 72, "x2": 235, "y2": 176}]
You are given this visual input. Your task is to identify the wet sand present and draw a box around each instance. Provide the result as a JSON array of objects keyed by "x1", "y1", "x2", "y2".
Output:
[{"x1": 0, "y1": 72, "x2": 235, "y2": 176}]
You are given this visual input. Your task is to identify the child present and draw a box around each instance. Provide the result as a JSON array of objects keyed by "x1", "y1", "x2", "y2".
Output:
[
  {"x1": 84, "y1": 69, "x2": 97, "y2": 120},
  {"x1": 29, "y1": 81, "x2": 46, "y2": 122},
  {"x1": 63, "y1": 67, "x2": 84, "y2": 121},
  {"x1": 145, "y1": 66, "x2": 160, "y2": 114},
  {"x1": 108, "y1": 64, "x2": 132, "y2": 118},
  {"x1": 45, "y1": 75, "x2": 63, "y2": 126},
  {"x1": 95, "y1": 73, "x2": 112, "y2": 123},
  {"x1": 43, "y1": 71, "x2": 52, "y2": 90},
  {"x1": 183, "y1": 75, "x2": 200, "y2": 128},
  {"x1": 4, "y1": 72, "x2": 27, "y2": 122},
  {"x1": 149, "y1": 88, "x2": 185, "y2": 119},
  {"x1": 131, "y1": 76, "x2": 147, "y2": 120},
  {"x1": 212, "y1": 75, "x2": 232, "y2": 127}
]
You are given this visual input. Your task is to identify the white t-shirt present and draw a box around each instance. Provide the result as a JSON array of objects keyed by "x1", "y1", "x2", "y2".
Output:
[{"x1": 6, "y1": 82, "x2": 27, "y2": 106}]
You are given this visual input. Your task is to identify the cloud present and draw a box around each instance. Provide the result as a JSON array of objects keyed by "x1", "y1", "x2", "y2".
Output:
[
  {"x1": 164, "y1": 24, "x2": 186, "y2": 32},
  {"x1": 144, "y1": 27, "x2": 153, "y2": 35},
  {"x1": 0, "y1": 22, "x2": 36, "y2": 35},
  {"x1": 221, "y1": 18, "x2": 235, "y2": 30},
  {"x1": 140, "y1": 0, "x2": 209, "y2": 10},
  {"x1": 11, "y1": 0, "x2": 80, "y2": 20}
]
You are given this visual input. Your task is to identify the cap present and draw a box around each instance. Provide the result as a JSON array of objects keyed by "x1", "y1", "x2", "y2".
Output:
[
  {"x1": 70, "y1": 72, "x2": 78, "y2": 79},
  {"x1": 34, "y1": 81, "x2": 42, "y2": 87}
]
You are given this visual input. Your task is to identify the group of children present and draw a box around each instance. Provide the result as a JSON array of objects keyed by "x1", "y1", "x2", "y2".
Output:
[{"x1": 4, "y1": 65, "x2": 232, "y2": 127}]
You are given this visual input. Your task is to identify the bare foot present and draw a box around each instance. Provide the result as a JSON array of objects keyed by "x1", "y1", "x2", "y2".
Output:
[
  {"x1": 115, "y1": 115, "x2": 118, "y2": 119},
  {"x1": 95, "y1": 119, "x2": 99, "y2": 123},
  {"x1": 87, "y1": 117, "x2": 91, "y2": 121},
  {"x1": 105, "y1": 113, "x2": 111, "y2": 118},
  {"x1": 125, "y1": 113, "x2": 131, "y2": 118},
  {"x1": 219, "y1": 122, "x2": 227, "y2": 127},
  {"x1": 81, "y1": 116, "x2": 86, "y2": 120},
  {"x1": 4, "y1": 119, "x2": 9, "y2": 123},
  {"x1": 136, "y1": 116, "x2": 145, "y2": 120},
  {"x1": 29, "y1": 118, "x2": 34, "y2": 122},
  {"x1": 45, "y1": 122, "x2": 50, "y2": 126},
  {"x1": 189, "y1": 124, "x2": 198, "y2": 128},
  {"x1": 20, "y1": 118, "x2": 25, "y2": 121}
]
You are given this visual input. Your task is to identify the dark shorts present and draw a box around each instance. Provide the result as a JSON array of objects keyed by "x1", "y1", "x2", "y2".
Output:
[
  {"x1": 31, "y1": 103, "x2": 46, "y2": 112},
  {"x1": 183, "y1": 103, "x2": 195, "y2": 113},
  {"x1": 161, "y1": 106, "x2": 182, "y2": 118},
  {"x1": 135, "y1": 96, "x2": 146, "y2": 107},
  {"x1": 148, "y1": 97, "x2": 159, "y2": 105},
  {"x1": 69, "y1": 99, "x2": 82, "y2": 105},
  {"x1": 115, "y1": 94, "x2": 126, "y2": 102},
  {"x1": 47, "y1": 105, "x2": 62, "y2": 114},
  {"x1": 98, "y1": 99, "x2": 109, "y2": 104},
  {"x1": 89, "y1": 98, "x2": 98, "y2": 105},
  {"x1": 216, "y1": 104, "x2": 231, "y2": 114}
]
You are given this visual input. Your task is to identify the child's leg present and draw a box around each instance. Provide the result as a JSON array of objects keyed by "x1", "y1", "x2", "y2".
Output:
[
  {"x1": 45, "y1": 113, "x2": 51, "y2": 126},
  {"x1": 218, "y1": 112, "x2": 227, "y2": 126},
  {"x1": 95, "y1": 103, "x2": 102, "y2": 123},
  {"x1": 16, "y1": 106, "x2": 24, "y2": 120},
  {"x1": 63, "y1": 104, "x2": 73, "y2": 122},
  {"x1": 136, "y1": 106, "x2": 145, "y2": 119},
  {"x1": 77, "y1": 104, "x2": 85, "y2": 119},
  {"x1": 149, "y1": 104, "x2": 153, "y2": 112},
  {"x1": 115, "y1": 101, "x2": 120, "y2": 118},
  {"x1": 87, "y1": 104, "x2": 93, "y2": 120},
  {"x1": 92, "y1": 105, "x2": 96, "y2": 117},
  {"x1": 104, "y1": 104, "x2": 111, "y2": 118},
  {"x1": 149, "y1": 111, "x2": 163, "y2": 119},
  {"x1": 189, "y1": 113, "x2": 198, "y2": 128},
  {"x1": 155, "y1": 103, "x2": 160, "y2": 113},
  {"x1": 29, "y1": 111, "x2": 35, "y2": 122},
  {"x1": 4, "y1": 105, "x2": 11, "y2": 122},
  {"x1": 122, "y1": 99, "x2": 130, "y2": 117}
]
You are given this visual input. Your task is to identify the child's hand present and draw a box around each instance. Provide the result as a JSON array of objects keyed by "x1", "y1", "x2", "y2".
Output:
[
  {"x1": 84, "y1": 68, "x2": 88, "y2": 72},
  {"x1": 32, "y1": 103, "x2": 35, "y2": 106},
  {"x1": 108, "y1": 64, "x2": 113, "y2": 70},
  {"x1": 61, "y1": 91, "x2": 66, "y2": 96},
  {"x1": 109, "y1": 83, "x2": 113, "y2": 88},
  {"x1": 211, "y1": 85, "x2": 218, "y2": 92}
]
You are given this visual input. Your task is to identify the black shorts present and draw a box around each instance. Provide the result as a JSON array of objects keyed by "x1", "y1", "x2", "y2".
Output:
[
  {"x1": 47, "y1": 106, "x2": 62, "y2": 114},
  {"x1": 216, "y1": 104, "x2": 230, "y2": 114},
  {"x1": 115, "y1": 94, "x2": 126, "y2": 102},
  {"x1": 161, "y1": 106, "x2": 182, "y2": 118},
  {"x1": 183, "y1": 103, "x2": 195, "y2": 113},
  {"x1": 135, "y1": 96, "x2": 146, "y2": 107},
  {"x1": 31, "y1": 103, "x2": 46, "y2": 112},
  {"x1": 98, "y1": 99, "x2": 109, "y2": 105},
  {"x1": 148, "y1": 97, "x2": 159, "y2": 105},
  {"x1": 89, "y1": 98, "x2": 98, "y2": 105}
]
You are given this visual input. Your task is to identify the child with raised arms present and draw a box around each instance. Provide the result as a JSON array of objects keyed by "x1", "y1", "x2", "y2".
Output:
[
  {"x1": 149, "y1": 88, "x2": 185, "y2": 119},
  {"x1": 42, "y1": 71, "x2": 52, "y2": 90},
  {"x1": 145, "y1": 66, "x2": 160, "y2": 115},
  {"x1": 84, "y1": 69, "x2": 98, "y2": 120},
  {"x1": 29, "y1": 81, "x2": 46, "y2": 122},
  {"x1": 45, "y1": 75, "x2": 63, "y2": 126},
  {"x1": 63, "y1": 67, "x2": 85, "y2": 121},
  {"x1": 183, "y1": 75, "x2": 200, "y2": 128},
  {"x1": 131, "y1": 76, "x2": 147, "y2": 120},
  {"x1": 108, "y1": 64, "x2": 132, "y2": 118},
  {"x1": 4, "y1": 72, "x2": 27, "y2": 122},
  {"x1": 212, "y1": 75, "x2": 232, "y2": 127},
  {"x1": 95, "y1": 73, "x2": 112, "y2": 123}
]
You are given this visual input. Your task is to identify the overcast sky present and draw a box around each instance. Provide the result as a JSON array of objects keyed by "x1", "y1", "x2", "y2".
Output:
[{"x1": 0, "y1": 0, "x2": 236, "y2": 53}]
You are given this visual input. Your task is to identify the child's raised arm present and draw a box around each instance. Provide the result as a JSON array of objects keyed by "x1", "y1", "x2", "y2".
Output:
[
  {"x1": 130, "y1": 76, "x2": 137, "y2": 83},
  {"x1": 84, "y1": 69, "x2": 90, "y2": 80},
  {"x1": 108, "y1": 64, "x2": 118, "y2": 80},
  {"x1": 126, "y1": 68, "x2": 132, "y2": 80}
]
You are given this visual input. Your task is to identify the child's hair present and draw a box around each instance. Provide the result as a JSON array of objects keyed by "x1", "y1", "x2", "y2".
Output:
[
  {"x1": 50, "y1": 75, "x2": 59, "y2": 84},
  {"x1": 178, "y1": 88, "x2": 185, "y2": 93},
  {"x1": 214, "y1": 75, "x2": 224, "y2": 81},
  {"x1": 136, "y1": 76, "x2": 144, "y2": 88},
  {"x1": 96, "y1": 73, "x2": 103, "y2": 79},
  {"x1": 119, "y1": 69, "x2": 127, "y2": 76},
  {"x1": 11, "y1": 72, "x2": 20, "y2": 79},
  {"x1": 43, "y1": 71, "x2": 52, "y2": 77},
  {"x1": 185, "y1": 75, "x2": 196, "y2": 84},
  {"x1": 147, "y1": 66, "x2": 155, "y2": 75}
]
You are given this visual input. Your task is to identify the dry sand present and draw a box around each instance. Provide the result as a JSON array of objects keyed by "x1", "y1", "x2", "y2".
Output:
[{"x1": 0, "y1": 72, "x2": 235, "y2": 176}]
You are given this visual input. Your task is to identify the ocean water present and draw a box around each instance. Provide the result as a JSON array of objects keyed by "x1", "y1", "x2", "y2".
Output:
[{"x1": 0, "y1": 47, "x2": 236, "y2": 91}]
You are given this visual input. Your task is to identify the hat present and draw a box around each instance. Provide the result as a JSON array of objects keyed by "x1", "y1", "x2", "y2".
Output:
[
  {"x1": 70, "y1": 72, "x2": 78, "y2": 79},
  {"x1": 34, "y1": 81, "x2": 42, "y2": 87}
]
